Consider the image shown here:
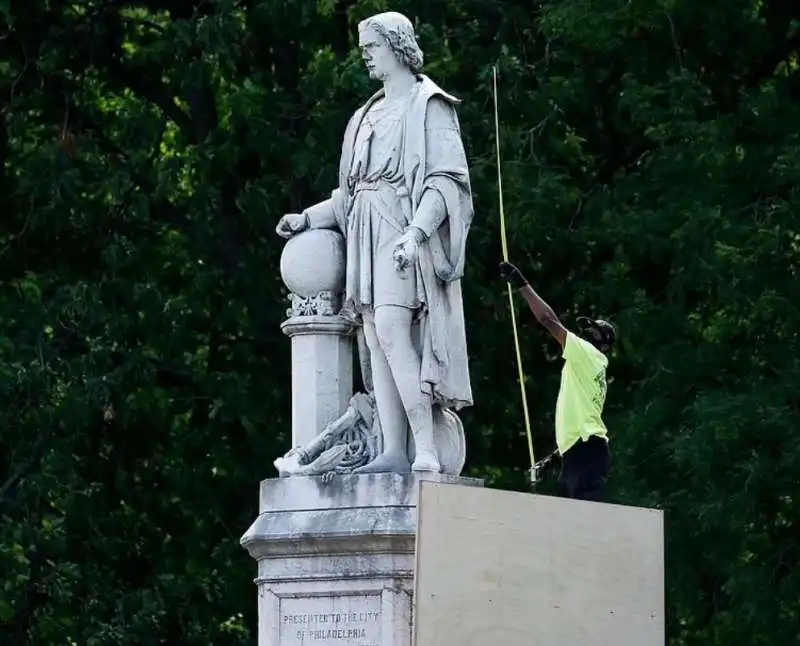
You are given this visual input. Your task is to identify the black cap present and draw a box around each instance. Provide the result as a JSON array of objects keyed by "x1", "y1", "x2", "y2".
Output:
[{"x1": 576, "y1": 316, "x2": 616, "y2": 354}]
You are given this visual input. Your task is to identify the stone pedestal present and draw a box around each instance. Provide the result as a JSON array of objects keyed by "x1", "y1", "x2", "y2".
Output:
[
  {"x1": 240, "y1": 473, "x2": 484, "y2": 646},
  {"x1": 281, "y1": 315, "x2": 355, "y2": 448}
]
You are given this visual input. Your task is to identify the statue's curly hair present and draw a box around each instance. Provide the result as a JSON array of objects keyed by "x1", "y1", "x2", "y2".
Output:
[{"x1": 358, "y1": 16, "x2": 424, "y2": 73}]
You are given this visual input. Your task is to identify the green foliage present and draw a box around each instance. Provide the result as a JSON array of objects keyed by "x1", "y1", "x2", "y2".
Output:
[{"x1": 1, "y1": 0, "x2": 798, "y2": 644}]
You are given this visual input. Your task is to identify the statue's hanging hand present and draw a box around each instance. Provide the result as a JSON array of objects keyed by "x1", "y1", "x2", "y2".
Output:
[
  {"x1": 276, "y1": 213, "x2": 309, "y2": 239},
  {"x1": 392, "y1": 226, "x2": 425, "y2": 275}
]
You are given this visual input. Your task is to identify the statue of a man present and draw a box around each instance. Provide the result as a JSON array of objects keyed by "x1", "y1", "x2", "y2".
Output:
[{"x1": 276, "y1": 11, "x2": 473, "y2": 473}]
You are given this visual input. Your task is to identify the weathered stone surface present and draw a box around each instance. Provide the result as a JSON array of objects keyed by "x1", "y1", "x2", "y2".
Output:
[{"x1": 240, "y1": 473, "x2": 484, "y2": 646}]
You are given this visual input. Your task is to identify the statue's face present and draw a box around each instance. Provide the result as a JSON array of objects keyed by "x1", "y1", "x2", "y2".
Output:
[{"x1": 358, "y1": 25, "x2": 401, "y2": 81}]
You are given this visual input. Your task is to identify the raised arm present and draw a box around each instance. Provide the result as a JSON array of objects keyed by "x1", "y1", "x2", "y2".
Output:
[{"x1": 499, "y1": 261, "x2": 567, "y2": 347}]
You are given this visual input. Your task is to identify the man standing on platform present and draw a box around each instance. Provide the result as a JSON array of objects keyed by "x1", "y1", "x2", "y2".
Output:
[{"x1": 498, "y1": 261, "x2": 616, "y2": 502}]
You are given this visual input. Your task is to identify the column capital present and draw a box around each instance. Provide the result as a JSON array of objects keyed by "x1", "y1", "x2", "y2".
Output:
[{"x1": 281, "y1": 315, "x2": 356, "y2": 338}]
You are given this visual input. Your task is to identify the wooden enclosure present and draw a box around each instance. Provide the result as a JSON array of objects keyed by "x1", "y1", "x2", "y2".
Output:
[{"x1": 413, "y1": 482, "x2": 664, "y2": 646}]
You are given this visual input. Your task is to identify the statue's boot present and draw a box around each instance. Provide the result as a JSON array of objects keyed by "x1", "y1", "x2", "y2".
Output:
[{"x1": 411, "y1": 428, "x2": 441, "y2": 473}]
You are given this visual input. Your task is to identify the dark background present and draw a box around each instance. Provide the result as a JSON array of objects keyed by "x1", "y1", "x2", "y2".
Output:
[{"x1": 1, "y1": 0, "x2": 798, "y2": 644}]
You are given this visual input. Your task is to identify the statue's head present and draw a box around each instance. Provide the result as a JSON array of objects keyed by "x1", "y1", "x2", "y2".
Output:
[{"x1": 357, "y1": 11, "x2": 424, "y2": 81}]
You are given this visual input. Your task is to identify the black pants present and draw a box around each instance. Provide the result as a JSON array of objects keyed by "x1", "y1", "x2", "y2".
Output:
[{"x1": 558, "y1": 435, "x2": 610, "y2": 502}]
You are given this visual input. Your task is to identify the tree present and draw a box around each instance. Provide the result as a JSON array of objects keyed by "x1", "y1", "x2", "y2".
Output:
[{"x1": 1, "y1": 0, "x2": 798, "y2": 644}]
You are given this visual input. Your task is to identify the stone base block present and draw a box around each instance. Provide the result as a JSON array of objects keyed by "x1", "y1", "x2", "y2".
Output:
[{"x1": 240, "y1": 472, "x2": 484, "y2": 646}]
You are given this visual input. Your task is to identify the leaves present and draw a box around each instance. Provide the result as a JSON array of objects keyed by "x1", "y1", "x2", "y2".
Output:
[{"x1": 1, "y1": 0, "x2": 799, "y2": 645}]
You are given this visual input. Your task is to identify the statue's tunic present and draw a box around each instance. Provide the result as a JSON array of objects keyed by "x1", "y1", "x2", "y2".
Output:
[
  {"x1": 346, "y1": 84, "x2": 424, "y2": 311},
  {"x1": 305, "y1": 75, "x2": 474, "y2": 411}
]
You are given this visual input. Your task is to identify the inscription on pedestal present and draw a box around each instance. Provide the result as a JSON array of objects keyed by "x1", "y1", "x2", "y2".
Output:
[{"x1": 280, "y1": 595, "x2": 381, "y2": 646}]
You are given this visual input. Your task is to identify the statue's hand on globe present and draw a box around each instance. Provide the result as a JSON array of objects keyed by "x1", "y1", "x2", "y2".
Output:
[
  {"x1": 276, "y1": 213, "x2": 308, "y2": 239},
  {"x1": 393, "y1": 227, "x2": 424, "y2": 275}
]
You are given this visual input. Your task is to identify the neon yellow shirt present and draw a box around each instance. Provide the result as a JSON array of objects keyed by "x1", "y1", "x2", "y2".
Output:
[{"x1": 555, "y1": 331, "x2": 609, "y2": 454}]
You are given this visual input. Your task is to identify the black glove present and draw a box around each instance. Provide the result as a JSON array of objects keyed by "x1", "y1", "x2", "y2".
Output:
[{"x1": 499, "y1": 261, "x2": 528, "y2": 289}]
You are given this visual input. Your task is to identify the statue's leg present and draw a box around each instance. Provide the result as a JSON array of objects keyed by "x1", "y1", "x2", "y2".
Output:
[
  {"x1": 373, "y1": 305, "x2": 440, "y2": 473},
  {"x1": 352, "y1": 314, "x2": 412, "y2": 474}
]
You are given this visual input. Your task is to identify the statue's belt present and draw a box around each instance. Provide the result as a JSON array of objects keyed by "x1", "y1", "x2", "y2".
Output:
[{"x1": 347, "y1": 179, "x2": 413, "y2": 230}]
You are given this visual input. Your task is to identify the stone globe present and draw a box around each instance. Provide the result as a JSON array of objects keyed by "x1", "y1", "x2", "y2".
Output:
[{"x1": 279, "y1": 228, "x2": 346, "y2": 298}]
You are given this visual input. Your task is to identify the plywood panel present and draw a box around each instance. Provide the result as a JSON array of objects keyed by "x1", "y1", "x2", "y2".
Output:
[{"x1": 413, "y1": 483, "x2": 664, "y2": 646}]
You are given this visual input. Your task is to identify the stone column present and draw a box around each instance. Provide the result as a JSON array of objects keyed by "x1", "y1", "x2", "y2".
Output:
[
  {"x1": 281, "y1": 308, "x2": 354, "y2": 448},
  {"x1": 278, "y1": 229, "x2": 355, "y2": 447},
  {"x1": 240, "y1": 473, "x2": 483, "y2": 646}
]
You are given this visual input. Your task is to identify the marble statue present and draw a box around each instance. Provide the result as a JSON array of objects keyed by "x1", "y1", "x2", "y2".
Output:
[{"x1": 275, "y1": 11, "x2": 473, "y2": 474}]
